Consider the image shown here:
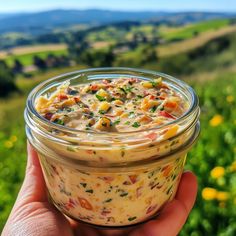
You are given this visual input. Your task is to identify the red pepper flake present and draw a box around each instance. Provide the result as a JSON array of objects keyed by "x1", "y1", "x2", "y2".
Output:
[
  {"x1": 159, "y1": 111, "x2": 176, "y2": 119},
  {"x1": 98, "y1": 176, "x2": 114, "y2": 183},
  {"x1": 162, "y1": 165, "x2": 173, "y2": 177},
  {"x1": 58, "y1": 94, "x2": 68, "y2": 100},
  {"x1": 86, "y1": 150, "x2": 94, "y2": 155},
  {"x1": 101, "y1": 209, "x2": 111, "y2": 216},
  {"x1": 129, "y1": 175, "x2": 138, "y2": 184},
  {"x1": 78, "y1": 197, "x2": 93, "y2": 210},
  {"x1": 44, "y1": 112, "x2": 53, "y2": 120},
  {"x1": 149, "y1": 95, "x2": 156, "y2": 100},
  {"x1": 74, "y1": 97, "x2": 80, "y2": 103},
  {"x1": 145, "y1": 132, "x2": 157, "y2": 141},
  {"x1": 146, "y1": 204, "x2": 158, "y2": 214}
]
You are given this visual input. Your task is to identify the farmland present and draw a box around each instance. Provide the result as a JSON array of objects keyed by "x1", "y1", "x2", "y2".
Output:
[{"x1": 1, "y1": 17, "x2": 236, "y2": 235}]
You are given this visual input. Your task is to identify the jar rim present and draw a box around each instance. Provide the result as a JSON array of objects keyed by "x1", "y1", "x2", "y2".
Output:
[{"x1": 26, "y1": 67, "x2": 199, "y2": 136}]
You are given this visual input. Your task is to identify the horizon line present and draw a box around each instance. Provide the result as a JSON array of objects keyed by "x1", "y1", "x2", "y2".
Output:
[{"x1": 0, "y1": 7, "x2": 236, "y2": 14}]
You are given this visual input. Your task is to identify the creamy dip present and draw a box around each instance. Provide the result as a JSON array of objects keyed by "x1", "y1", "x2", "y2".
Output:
[{"x1": 33, "y1": 76, "x2": 191, "y2": 226}]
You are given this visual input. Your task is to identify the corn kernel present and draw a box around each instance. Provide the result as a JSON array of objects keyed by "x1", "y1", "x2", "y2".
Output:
[
  {"x1": 97, "y1": 89, "x2": 109, "y2": 99},
  {"x1": 141, "y1": 81, "x2": 153, "y2": 89},
  {"x1": 163, "y1": 125, "x2": 179, "y2": 139},
  {"x1": 99, "y1": 101, "x2": 110, "y2": 111}
]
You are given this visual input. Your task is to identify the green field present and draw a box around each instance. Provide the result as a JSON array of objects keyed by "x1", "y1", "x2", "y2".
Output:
[
  {"x1": 5, "y1": 49, "x2": 67, "y2": 66},
  {"x1": 160, "y1": 19, "x2": 230, "y2": 41}
]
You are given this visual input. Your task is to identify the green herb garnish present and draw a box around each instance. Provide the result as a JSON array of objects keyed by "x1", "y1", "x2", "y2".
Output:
[
  {"x1": 124, "y1": 121, "x2": 131, "y2": 125},
  {"x1": 95, "y1": 94, "x2": 106, "y2": 101},
  {"x1": 132, "y1": 122, "x2": 141, "y2": 128},
  {"x1": 104, "y1": 198, "x2": 113, "y2": 203},
  {"x1": 113, "y1": 118, "x2": 121, "y2": 125},
  {"x1": 53, "y1": 118, "x2": 64, "y2": 125},
  {"x1": 150, "y1": 106, "x2": 157, "y2": 113},
  {"x1": 80, "y1": 183, "x2": 87, "y2": 188},
  {"x1": 98, "y1": 110, "x2": 106, "y2": 114},
  {"x1": 120, "y1": 192, "x2": 128, "y2": 197},
  {"x1": 128, "y1": 217, "x2": 137, "y2": 221}
]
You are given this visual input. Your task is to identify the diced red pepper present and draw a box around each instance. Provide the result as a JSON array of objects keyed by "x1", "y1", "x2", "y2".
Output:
[
  {"x1": 58, "y1": 94, "x2": 68, "y2": 100},
  {"x1": 90, "y1": 84, "x2": 99, "y2": 91},
  {"x1": 145, "y1": 132, "x2": 157, "y2": 141},
  {"x1": 165, "y1": 101, "x2": 177, "y2": 110},
  {"x1": 78, "y1": 197, "x2": 93, "y2": 210},
  {"x1": 162, "y1": 165, "x2": 173, "y2": 177},
  {"x1": 159, "y1": 111, "x2": 176, "y2": 119},
  {"x1": 99, "y1": 176, "x2": 114, "y2": 183},
  {"x1": 44, "y1": 112, "x2": 53, "y2": 120},
  {"x1": 149, "y1": 95, "x2": 156, "y2": 100},
  {"x1": 129, "y1": 175, "x2": 138, "y2": 184},
  {"x1": 74, "y1": 97, "x2": 80, "y2": 103}
]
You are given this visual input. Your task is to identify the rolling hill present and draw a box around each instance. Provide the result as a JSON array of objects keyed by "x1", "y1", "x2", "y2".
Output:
[{"x1": 0, "y1": 9, "x2": 235, "y2": 35}]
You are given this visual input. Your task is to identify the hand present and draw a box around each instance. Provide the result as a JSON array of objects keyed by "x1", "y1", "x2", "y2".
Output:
[{"x1": 2, "y1": 143, "x2": 197, "y2": 236}]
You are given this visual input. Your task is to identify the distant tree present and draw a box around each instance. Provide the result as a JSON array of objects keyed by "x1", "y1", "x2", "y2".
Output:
[
  {"x1": 33, "y1": 55, "x2": 47, "y2": 70},
  {"x1": 12, "y1": 59, "x2": 23, "y2": 74},
  {"x1": 140, "y1": 44, "x2": 158, "y2": 64},
  {"x1": 0, "y1": 60, "x2": 18, "y2": 97}
]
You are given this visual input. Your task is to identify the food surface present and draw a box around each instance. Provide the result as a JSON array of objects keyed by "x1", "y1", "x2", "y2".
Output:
[{"x1": 35, "y1": 77, "x2": 188, "y2": 133}]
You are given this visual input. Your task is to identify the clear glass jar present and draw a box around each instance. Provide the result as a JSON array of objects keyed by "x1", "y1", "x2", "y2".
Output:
[{"x1": 24, "y1": 68, "x2": 200, "y2": 228}]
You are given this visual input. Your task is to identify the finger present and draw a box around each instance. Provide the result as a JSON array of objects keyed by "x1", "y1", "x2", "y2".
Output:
[
  {"x1": 131, "y1": 171, "x2": 197, "y2": 236},
  {"x1": 17, "y1": 142, "x2": 47, "y2": 204}
]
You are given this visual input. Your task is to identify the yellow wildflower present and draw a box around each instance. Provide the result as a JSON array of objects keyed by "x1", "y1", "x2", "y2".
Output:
[
  {"x1": 10, "y1": 135, "x2": 17, "y2": 142},
  {"x1": 226, "y1": 95, "x2": 234, "y2": 103},
  {"x1": 210, "y1": 166, "x2": 225, "y2": 179},
  {"x1": 216, "y1": 191, "x2": 229, "y2": 201},
  {"x1": 4, "y1": 141, "x2": 13, "y2": 149},
  {"x1": 230, "y1": 161, "x2": 236, "y2": 172},
  {"x1": 219, "y1": 202, "x2": 226, "y2": 208},
  {"x1": 209, "y1": 115, "x2": 223, "y2": 127},
  {"x1": 202, "y1": 187, "x2": 217, "y2": 200}
]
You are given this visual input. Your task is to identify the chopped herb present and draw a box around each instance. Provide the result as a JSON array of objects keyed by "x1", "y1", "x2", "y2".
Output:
[
  {"x1": 137, "y1": 95, "x2": 143, "y2": 99},
  {"x1": 128, "y1": 217, "x2": 137, "y2": 221},
  {"x1": 95, "y1": 94, "x2": 106, "y2": 101},
  {"x1": 104, "y1": 198, "x2": 113, "y2": 203},
  {"x1": 80, "y1": 183, "x2": 87, "y2": 188},
  {"x1": 159, "y1": 106, "x2": 164, "y2": 111},
  {"x1": 132, "y1": 122, "x2": 141, "y2": 128},
  {"x1": 113, "y1": 118, "x2": 121, "y2": 125},
  {"x1": 151, "y1": 81, "x2": 157, "y2": 87},
  {"x1": 124, "y1": 121, "x2": 131, "y2": 125},
  {"x1": 124, "y1": 86, "x2": 133, "y2": 93},
  {"x1": 53, "y1": 118, "x2": 64, "y2": 125},
  {"x1": 86, "y1": 189, "x2": 94, "y2": 193},
  {"x1": 119, "y1": 87, "x2": 127, "y2": 94},
  {"x1": 99, "y1": 110, "x2": 106, "y2": 114},
  {"x1": 89, "y1": 112, "x2": 94, "y2": 117},
  {"x1": 150, "y1": 106, "x2": 157, "y2": 113},
  {"x1": 120, "y1": 192, "x2": 128, "y2": 197}
]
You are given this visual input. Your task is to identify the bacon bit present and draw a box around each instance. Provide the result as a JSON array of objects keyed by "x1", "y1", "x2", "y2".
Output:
[
  {"x1": 128, "y1": 78, "x2": 139, "y2": 84},
  {"x1": 149, "y1": 95, "x2": 156, "y2": 100},
  {"x1": 58, "y1": 94, "x2": 68, "y2": 100},
  {"x1": 101, "y1": 210, "x2": 111, "y2": 216},
  {"x1": 105, "y1": 114, "x2": 116, "y2": 118},
  {"x1": 158, "y1": 96, "x2": 166, "y2": 100},
  {"x1": 86, "y1": 150, "x2": 93, "y2": 155},
  {"x1": 136, "y1": 187, "x2": 143, "y2": 198},
  {"x1": 44, "y1": 112, "x2": 53, "y2": 120},
  {"x1": 78, "y1": 197, "x2": 93, "y2": 210},
  {"x1": 129, "y1": 175, "x2": 138, "y2": 184},
  {"x1": 90, "y1": 84, "x2": 99, "y2": 91},
  {"x1": 159, "y1": 111, "x2": 176, "y2": 119},
  {"x1": 143, "y1": 91, "x2": 150, "y2": 97},
  {"x1": 145, "y1": 132, "x2": 157, "y2": 141},
  {"x1": 146, "y1": 204, "x2": 158, "y2": 214},
  {"x1": 98, "y1": 176, "x2": 114, "y2": 183},
  {"x1": 162, "y1": 165, "x2": 173, "y2": 177},
  {"x1": 123, "y1": 181, "x2": 131, "y2": 185},
  {"x1": 74, "y1": 97, "x2": 81, "y2": 103},
  {"x1": 67, "y1": 198, "x2": 76, "y2": 208}
]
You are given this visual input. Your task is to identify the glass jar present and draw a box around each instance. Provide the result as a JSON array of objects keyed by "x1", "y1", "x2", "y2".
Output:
[{"x1": 24, "y1": 68, "x2": 200, "y2": 228}]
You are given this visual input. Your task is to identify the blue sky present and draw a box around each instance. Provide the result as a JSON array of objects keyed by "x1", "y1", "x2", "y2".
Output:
[{"x1": 0, "y1": 0, "x2": 236, "y2": 13}]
